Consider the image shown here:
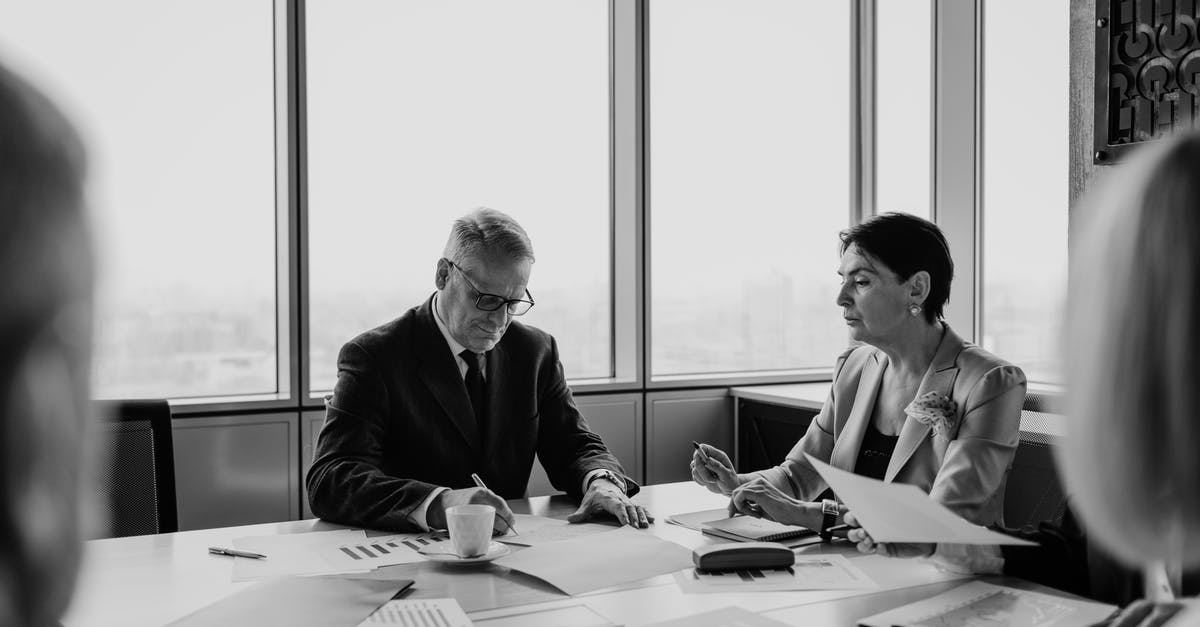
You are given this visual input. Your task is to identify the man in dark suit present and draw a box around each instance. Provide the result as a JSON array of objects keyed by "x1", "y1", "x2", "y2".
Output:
[{"x1": 307, "y1": 208, "x2": 649, "y2": 533}]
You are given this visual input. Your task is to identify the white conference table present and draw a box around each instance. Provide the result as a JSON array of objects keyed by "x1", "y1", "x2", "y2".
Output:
[{"x1": 63, "y1": 482, "x2": 1064, "y2": 626}]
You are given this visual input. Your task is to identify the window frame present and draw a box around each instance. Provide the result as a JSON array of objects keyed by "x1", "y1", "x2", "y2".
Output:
[{"x1": 159, "y1": 0, "x2": 1040, "y2": 415}]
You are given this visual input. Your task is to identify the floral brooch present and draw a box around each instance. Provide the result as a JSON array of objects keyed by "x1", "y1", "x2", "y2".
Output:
[{"x1": 904, "y1": 392, "x2": 959, "y2": 439}]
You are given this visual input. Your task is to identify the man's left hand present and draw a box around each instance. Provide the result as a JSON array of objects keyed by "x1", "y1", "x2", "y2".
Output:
[{"x1": 567, "y1": 479, "x2": 653, "y2": 528}]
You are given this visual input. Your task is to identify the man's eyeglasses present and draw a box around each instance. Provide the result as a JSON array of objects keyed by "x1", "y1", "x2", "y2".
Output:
[{"x1": 444, "y1": 259, "x2": 536, "y2": 316}]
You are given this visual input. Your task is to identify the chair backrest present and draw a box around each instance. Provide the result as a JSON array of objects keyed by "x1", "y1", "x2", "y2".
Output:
[
  {"x1": 1003, "y1": 408, "x2": 1068, "y2": 529},
  {"x1": 96, "y1": 400, "x2": 178, "y2": 537},
  {"x1": 737, "y1": 399, "x2": 817, "y2": 471}
]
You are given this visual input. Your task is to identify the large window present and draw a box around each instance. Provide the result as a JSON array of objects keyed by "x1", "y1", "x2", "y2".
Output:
[
  {"x1": 875, "y1": 0, "x2": 932, "y2": 219},
  {"x1": 0, "y1": 2, "x2": 279, "y2": 399},
  {"x1": 305, "y1": 1, "x2": 611, "y2": 393},
  {"x1": 981, "y1": 0, "x2": 1068, "y2": 383},
  {"x1": 649, "y1": 0, "x2": 851, "y2": 377},
  {"x1": 1, "y1": 2, "x2": 1072, "y2": 406}
]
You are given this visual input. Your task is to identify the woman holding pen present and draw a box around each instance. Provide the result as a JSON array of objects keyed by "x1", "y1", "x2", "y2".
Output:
[{"x1": 691, "y1": 213, "x2": 1026, "y2": 543}]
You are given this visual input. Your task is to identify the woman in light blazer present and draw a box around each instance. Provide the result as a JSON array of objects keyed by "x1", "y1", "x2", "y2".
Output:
[
  {"x1": 692, "y1": 213, "x2": 1026, "y2": 538},
  {"x1": 850, "y1": 133, "x2": 1200, "y2": 626}
]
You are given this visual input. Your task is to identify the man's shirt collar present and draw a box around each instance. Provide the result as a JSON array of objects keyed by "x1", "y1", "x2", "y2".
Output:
[{"x1": 432, "y1": 293, "x2": 469, "y2": 358}]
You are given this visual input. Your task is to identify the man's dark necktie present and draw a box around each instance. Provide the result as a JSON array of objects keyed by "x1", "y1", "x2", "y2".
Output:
[{"x1": 460, "y1": 350, "x2": 486, "y2": 436}]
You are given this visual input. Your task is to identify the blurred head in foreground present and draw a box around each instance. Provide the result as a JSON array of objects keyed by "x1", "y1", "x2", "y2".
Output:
[
  {"x1": 1061, "y1": 130, "x2": 1200, "y2": 569},
  {"x1": 0, "y1": 62, "x2": 93, "y2": 625}
]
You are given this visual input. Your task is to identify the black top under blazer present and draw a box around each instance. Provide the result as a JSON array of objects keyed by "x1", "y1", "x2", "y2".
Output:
[{"x1": 306, "y1": 294, "x2": 637, "y2": 531}]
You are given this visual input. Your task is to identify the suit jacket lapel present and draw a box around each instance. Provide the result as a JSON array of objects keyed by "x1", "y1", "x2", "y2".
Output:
[
  {"x1": 414, "y1": 297, "x2": 481, "y2": 452},
  {"x1": 885, "y1": 325, "x2": 964, "y2": 482},
  {"x1": 830, "y1": 351, "x2": 885, "y2": 471},
  {"x1": 481, "y1": 343, "x2": 509, "y2": 461}
]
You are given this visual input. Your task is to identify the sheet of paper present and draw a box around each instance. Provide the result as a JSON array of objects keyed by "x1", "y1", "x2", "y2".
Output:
[
  {"x1": 663, "y1": 507, "x2": 728, "y2": 531},
  {"x1": 494, "y1": 525, "x2": 692, "y2": 596},
  {"x1": 357, "y1": 599, "x2": 471, "y2": 627},
  {"x1": 805, "y1": 454, "x2": 1037, "y2": 545},
  {"x1": 471, "y1": 603, "x2": 616, "y2": 627},
  {"x1": 495, "y1": 514, "x2": 616, "y2": 547},
  {"x1": 317, "y1": 533, "x2": 431, "y2": 569},
  {"x1": 640, "y1": 606, "x2": 791, "y2": 627},
  {"x1": 673, "y1": 553, "x2": 876, "y2": 593},
  {"x1": 166, "y1": 575, "x2": 408, "y2": 627},
  {"x1": 231, "y1": 529, "x2": 370, "y2": 581},
  {"x1": 858, "y1": 581, "x2": 1118, "y2": 627}
]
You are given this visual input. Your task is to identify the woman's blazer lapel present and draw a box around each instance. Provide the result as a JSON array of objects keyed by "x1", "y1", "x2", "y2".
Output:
[
  {"x1": 829, "y1": 351, "x2": 885, "y2": 471},
  {"x1": 884, "y1": 326, "x2": 966, "y2": 482}
]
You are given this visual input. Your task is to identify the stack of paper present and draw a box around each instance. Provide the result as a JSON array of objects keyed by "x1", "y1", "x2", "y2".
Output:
[
  {"x1": 642, "y1": 607, "x2": 790, "y2": 627},
  {"x1": 471, "y1": 603, "x2": 616, "y2": 627},
  {"x1": 232, "y1": 529, "x2": 372, "y2": 582},
  {"x1": 166, "y1": 575, "x2": 409, "y2": 626},
  {"x1": 494, "y1": 526, "x2": 692, "y2": 595},
  {"x1": 496, "y1": 514, "x2": 615, "y2": 547},
  {"x1": 231, "y1": 529, "x2": 448, "y2": 581}
]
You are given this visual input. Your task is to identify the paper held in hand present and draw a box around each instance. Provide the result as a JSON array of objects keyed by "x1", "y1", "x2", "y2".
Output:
[{"x1": 803, "y1": 453, "x2": 1036, "y2": 545}]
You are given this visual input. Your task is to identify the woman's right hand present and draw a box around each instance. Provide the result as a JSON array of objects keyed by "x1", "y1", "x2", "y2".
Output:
[
  {"x1": 690, "y1": 444, "x2": 741, "y2": 495},
  {"x1": 845, "y1": 511, "x2": 935, "y2": 559}
]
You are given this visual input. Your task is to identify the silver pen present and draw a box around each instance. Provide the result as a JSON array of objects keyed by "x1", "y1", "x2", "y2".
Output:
[
  {"x1": 208, "y1": 546, "x2": 267, "y2": 559},
  {"x1": 470, "y1": 473, "x2": 519, "y2": 535}
]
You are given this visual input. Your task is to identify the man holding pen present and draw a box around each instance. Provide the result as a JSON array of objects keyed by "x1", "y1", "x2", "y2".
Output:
[{"x1": 307, "y1": 208, "x2": 649, "y2": 534}]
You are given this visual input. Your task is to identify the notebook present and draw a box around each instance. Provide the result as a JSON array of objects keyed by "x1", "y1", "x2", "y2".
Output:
[{"x1": 700, "y1": 515, "x2": 818, "y2": 543}]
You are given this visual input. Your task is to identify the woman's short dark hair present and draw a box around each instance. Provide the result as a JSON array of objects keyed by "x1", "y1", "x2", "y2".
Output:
[{"x1": 838, "y1": 212, "x2": 954, "y2": 323}]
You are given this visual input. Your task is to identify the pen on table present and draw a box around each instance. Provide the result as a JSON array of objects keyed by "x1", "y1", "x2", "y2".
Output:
[
  {"x1": 470, "y1": 473, "x2": 519, "y2": 535},
  {"x1": 208, "y1": 546, "x2": 266, "y2": 559}
]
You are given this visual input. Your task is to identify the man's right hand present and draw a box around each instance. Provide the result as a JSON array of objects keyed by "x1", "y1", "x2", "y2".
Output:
[
  {"x1": 690, "y1": 444, "x2": 743, "y2": 496},
  {"x1": 426, "y1": 487, "x2": 516, "y2": 534}
]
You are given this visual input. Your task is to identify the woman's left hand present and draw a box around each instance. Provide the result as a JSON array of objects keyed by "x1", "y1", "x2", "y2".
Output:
[
  {"x1": 728, "y1": 477, "x2": 810, "y2": 527},
  {"x1": 844, "y1": 511, "x2": 935, "y2": 558}
]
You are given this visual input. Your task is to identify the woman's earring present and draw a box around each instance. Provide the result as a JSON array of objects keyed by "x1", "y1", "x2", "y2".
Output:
[{"x1": 909, "y1": 304, "x2": 922, "y2": 317}]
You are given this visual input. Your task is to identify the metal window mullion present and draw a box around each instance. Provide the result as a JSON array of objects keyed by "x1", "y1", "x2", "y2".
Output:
[
  {"x1": 292, "y1": 0, "x2": 310, "y2": 404},
  {"x1": 611, "y1": 0, "x2": 645, "y2": 387},
  {"x1": 853, "y1": 0, "x2": 876, "y2": 226},
  {"x1": 273, "y1": 0, "x2": 299, "y2": 402},
  {"x1": 933, "y1": 0, "x2": 980, "y2": 342}
]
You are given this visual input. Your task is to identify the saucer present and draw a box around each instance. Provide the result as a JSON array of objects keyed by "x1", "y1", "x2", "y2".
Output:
[{"x1": 418, "y1": 540, "x2": 510, "y2": 564}]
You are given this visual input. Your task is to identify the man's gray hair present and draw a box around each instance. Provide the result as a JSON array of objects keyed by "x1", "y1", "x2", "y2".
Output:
[{"x1": 443, "y1": 207, "x2": 536, "y2": 266}]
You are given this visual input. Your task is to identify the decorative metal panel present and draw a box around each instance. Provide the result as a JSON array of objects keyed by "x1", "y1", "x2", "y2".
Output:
[{"x1": 1095, "y1": 0, "x2": 1200, "y2": 164}]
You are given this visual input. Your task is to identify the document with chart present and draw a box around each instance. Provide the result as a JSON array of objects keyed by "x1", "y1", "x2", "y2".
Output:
[
  {"x1": 857, "y1": 581, "x2": 1117, "y2": 627},
  {"x1": 317, "y1": 532, "x2": 441, "y2": 569},
  {"x1": 356, "y1": 599, "x2": 471, "y2": 627}
]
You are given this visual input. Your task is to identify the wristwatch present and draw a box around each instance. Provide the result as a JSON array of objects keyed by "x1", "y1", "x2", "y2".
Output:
[
  {"x1": 819, "y1": 498, "x2": 840, "y2": 543},
  {"x1": 586, "y1": 469, "x2": 626, "y2": 493}
]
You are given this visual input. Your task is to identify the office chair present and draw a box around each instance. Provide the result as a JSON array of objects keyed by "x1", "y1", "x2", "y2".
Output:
[
  {"x1": 1003, "y1": 408, "x2": 1068, "y2": 529},
  {"x1": 96, "y1": 399, "x2": 178, "y2": 537}
]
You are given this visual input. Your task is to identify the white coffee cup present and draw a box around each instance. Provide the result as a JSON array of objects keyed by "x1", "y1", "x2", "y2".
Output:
[{"x1": 446, "y1": 504, "x2": 495, "y2": 558}]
